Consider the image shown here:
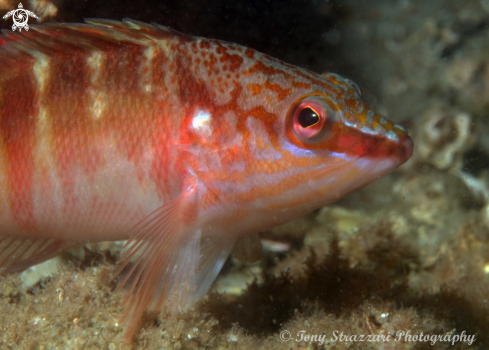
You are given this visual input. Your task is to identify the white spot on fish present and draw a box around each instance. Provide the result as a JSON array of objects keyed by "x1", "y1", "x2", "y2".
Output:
[
  {"x1": 366, "y1": 110, "x2": 375, "y2": 126},
  {"x1": 91, "y1": 92, "x2": 106, "y2": 120},
  {"x1": 87, "y1": 51, "x2": 104, "y2": 84},
  {"x1": 191, "y1": 110, "x2": 211, "y2": 136},
  {"x1": 86, "y1": 52, "x2": 106, "y2": 120},
  {"x1": 385, "y1": 130, "x2": 399, "y2": 142},
  {"x1": 395, "y1": 124, "x2": 406, "y2": 132},
  {"x1": 32, "y1": 52, "x2": 50, "y2": 93},
  {"x1": 141, "y1": 47, "x2": 155, "y2": 93}
]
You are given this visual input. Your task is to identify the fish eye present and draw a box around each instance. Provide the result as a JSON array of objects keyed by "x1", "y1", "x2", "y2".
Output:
[
  {"x1": 289, "y1": 95, "x2": 338, "y2": 144},
  {"x1": 298, "y1": 107, "x2": 320, "y2": 128},
  {"x1": 346, "y1": 79, "x2": 362, "y2": 98}
]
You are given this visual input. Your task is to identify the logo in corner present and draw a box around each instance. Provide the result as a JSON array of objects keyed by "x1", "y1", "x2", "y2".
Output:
[{"x1": 3, "y1": 3, "x2": 38, "y2": 32}]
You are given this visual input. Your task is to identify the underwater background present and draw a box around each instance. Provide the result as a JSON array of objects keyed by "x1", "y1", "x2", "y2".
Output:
[{"x1": 1, "y1": 0, "x2": 488, "y2": 348}]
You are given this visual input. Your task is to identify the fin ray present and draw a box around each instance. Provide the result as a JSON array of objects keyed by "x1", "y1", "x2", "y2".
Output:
[
  {"x1": 0, "y1": 235, "x2": 76, "y2": 274},
  {"x1": 116, "y1": 184, "x2": 201, "y2": 341},
  {"x1": 116, "y1": 182, "x2": 237, "y2": 342},
  {"x1": 0, "y1": 18, "x2": 183, "y2": 77},
  {"x1": 188, "y1": 235, "x2": 236, "y2": 306}
]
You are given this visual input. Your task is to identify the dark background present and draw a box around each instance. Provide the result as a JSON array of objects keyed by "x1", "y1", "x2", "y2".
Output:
[{"x1": 1, "y1": 0, "x2": 355, "y2": 78}]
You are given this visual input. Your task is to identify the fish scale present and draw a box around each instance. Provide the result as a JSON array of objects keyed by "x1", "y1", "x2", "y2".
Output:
[{"x1": 0, "y1": 19, "x2": 413, "y2": 342}]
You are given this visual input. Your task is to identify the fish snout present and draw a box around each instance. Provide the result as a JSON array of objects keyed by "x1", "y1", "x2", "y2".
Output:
[
  {"x1": 394, "y1": 135, "x2": 414, "y2": 164},
  {"x1": 386, "y1": 122, "x2": 413, "y2": 164}
]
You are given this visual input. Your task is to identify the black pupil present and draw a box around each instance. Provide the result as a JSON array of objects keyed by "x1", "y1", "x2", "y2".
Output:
[{"x1": 298, "y1": 107, "x2": 320, "y2": 128}]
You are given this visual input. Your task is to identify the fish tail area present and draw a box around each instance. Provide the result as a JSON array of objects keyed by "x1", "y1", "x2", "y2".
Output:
[
  {"x1": 116, "y1": 183, "x2": 236, "y2": 343},
  {"x1": 0, "y1": 236, "x2": 76, "y2": 274}
]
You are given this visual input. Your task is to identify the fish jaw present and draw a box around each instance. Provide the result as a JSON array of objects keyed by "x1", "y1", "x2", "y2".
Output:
[
  {"x1": 234, "y1": 135, "x2": 413, "y2": 228},
  {"x1": 307, "y1": 134, "x2": 414, "y2": 205}
]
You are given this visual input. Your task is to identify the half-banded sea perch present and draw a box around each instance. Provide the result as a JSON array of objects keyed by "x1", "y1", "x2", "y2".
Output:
[{"x1": 0, "y1": 19, "x2": 413, "y2": 340}]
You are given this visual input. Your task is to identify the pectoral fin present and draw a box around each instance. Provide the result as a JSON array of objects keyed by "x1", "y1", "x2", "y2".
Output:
[
  {"x1": 116, "y1": 184, "x2": 236, "y2": 342},
  {"x1": 187, "y1": 234, "x2": 235, "y2": 306}
]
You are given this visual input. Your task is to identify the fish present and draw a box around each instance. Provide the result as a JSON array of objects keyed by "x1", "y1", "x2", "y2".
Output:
[{"x1": 0, "y1": 19, "x2": 413, "y2": 341}]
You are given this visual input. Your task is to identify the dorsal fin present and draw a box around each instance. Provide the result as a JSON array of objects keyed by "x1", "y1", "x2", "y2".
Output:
[
  {"x1": 0, "y1": 19, "x2": 184, "y2": 68},
  {"x1": 0, "y1": 19, "x2": 186, "y2": 80},
  {"x1": 86, "y1": 18, "x2": 182, "y2": 37}
]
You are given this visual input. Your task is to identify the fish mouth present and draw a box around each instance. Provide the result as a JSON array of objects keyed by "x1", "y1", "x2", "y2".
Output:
[
  {"x1": 307, "y1": 133, "x2": 413, "y2": 202},
  {"x1": 391, "y1": 135, "x2": 414, "y2": 165}
]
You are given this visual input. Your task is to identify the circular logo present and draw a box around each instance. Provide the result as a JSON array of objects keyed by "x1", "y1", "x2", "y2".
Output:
[
  {"x1": 12, "y1": 8, "x2": 29, "y2": 27},
  {"x1": 280, "y1": 330, "x2": 292, "y2": 341}
]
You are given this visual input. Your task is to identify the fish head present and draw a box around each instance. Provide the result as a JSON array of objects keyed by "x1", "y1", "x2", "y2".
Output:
[
  {"x1": 185, "y1": 48, "x2": 413, "y2": 228},
  {"x1": 264, "y1": 72, "x2": 413, "y2": 214}
]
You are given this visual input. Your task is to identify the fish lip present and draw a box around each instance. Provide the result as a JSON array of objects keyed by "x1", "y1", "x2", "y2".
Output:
[
  {"x1": 306, "y1": 133, "x2": 413, "y2": 200},
  {"x1": 392, "y1": 135, "x2": 414, "y2": 164}
]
